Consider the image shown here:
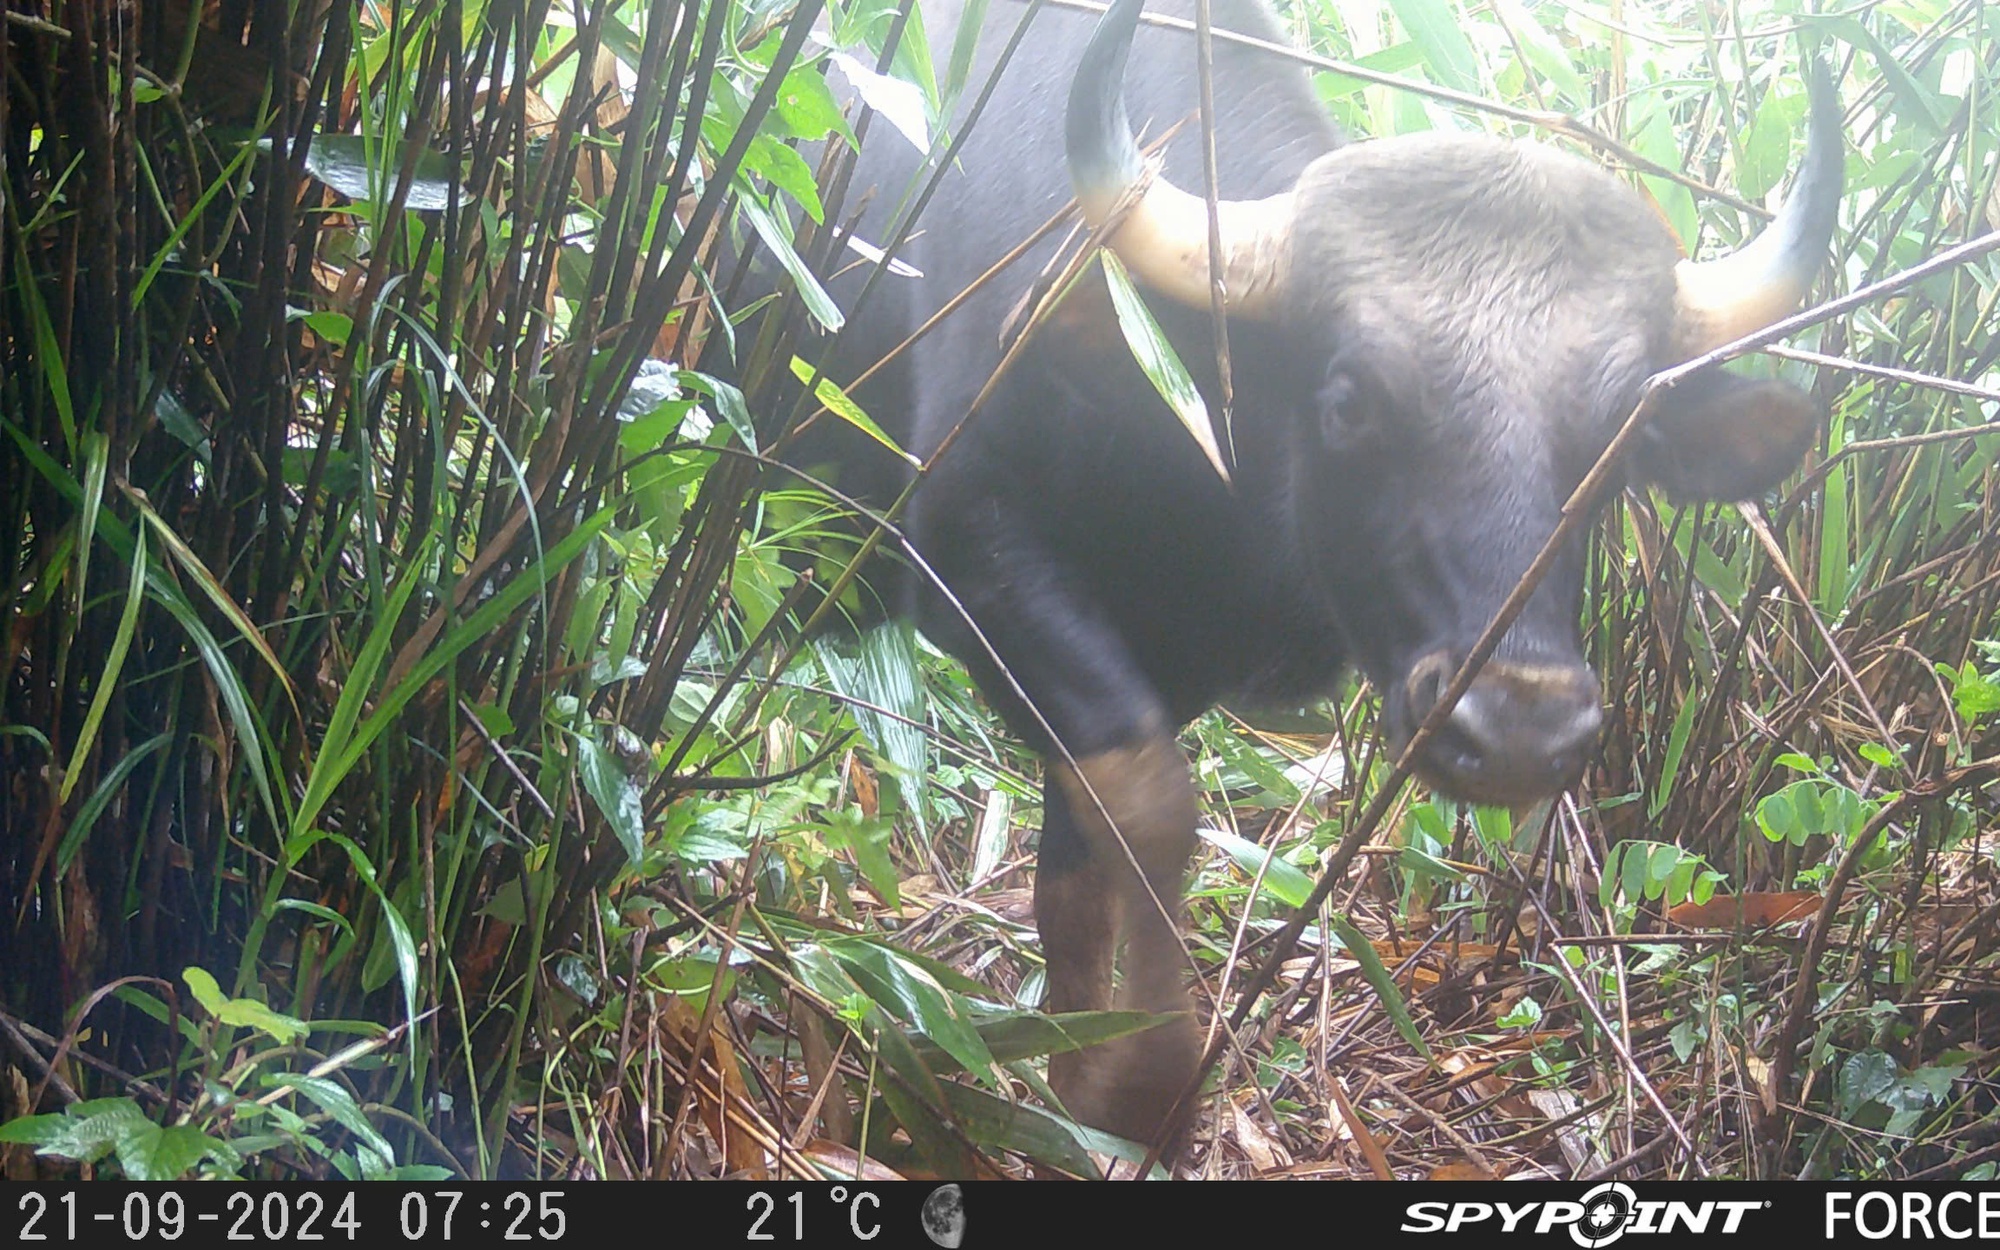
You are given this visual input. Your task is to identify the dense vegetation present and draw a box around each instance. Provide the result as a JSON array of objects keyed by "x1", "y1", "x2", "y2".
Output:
[{"x1": 1, "y1": 0, "x2": 1997, "y2": 1180}]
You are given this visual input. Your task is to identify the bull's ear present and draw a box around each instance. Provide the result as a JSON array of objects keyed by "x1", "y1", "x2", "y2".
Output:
[{"x1": 1630, "y1": 368, "x2": 1819, "y2": 501}]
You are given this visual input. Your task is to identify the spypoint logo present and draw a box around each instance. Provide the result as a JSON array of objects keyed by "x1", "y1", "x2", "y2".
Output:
[
  {"x1": 1575, "y1": 1183, "x2": 1639, "y2": 1248},
  {"x1": 1401, "y1": 1183, "x2": 1764, "y2": 1243}
]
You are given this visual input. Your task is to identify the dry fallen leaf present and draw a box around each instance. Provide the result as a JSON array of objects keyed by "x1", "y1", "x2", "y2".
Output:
[{"x1": 1667, "y1": 891, "x2": 1820, "y2": 929}]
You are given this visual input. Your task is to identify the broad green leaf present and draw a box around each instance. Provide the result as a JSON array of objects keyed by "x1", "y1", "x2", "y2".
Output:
[
  {"x1": 114, "y1": 1120, "x2": 218, "y2": 1181},
  {"x1": 11, "y1": 1098, "x2": 148, "y2": 1165},
  {"x1": 828, "y1": 52, "x2": 931, "y2": 154},
  {"x1": 1756, "y1": 790, "x2": 1797, "y2": 844},
  {"x1": 825, "y1": 937, "x2": 1003, "y2": 1088},
  {"x1": 303, "y1": 133, "x2": 458, "y2": 210},
  {"x1": 575, "y1": 731, "x2": 647, "y2": 865},
  {"x1": 823, "y1": 809, "x2": 902, "y2": 909},
  {"x1": 679, "y1": 371, "x2": 758, "y2": 451},
  {"x1": 818, "y1": 622, "x2": 928, "y2": 824},
  {"x1": 774, "y1": 62, "x2": 857, "y2": 147},
  {"x1": 908, "y1": 1010, "x2": 1174, "y2": 1069},
  {"x1": 1314, "y1": 42, "x2": 1425, "y2": 103},
  {"x1": 789, "y1": 943, "x2": 976, "y2": 1173},
  {"x1": 264, "y1": 1073, "x2": 396, "y2": 1167},
  {"x1": 183, "y1": 967, "x2": 308, "y2": 1044},
  {"x1": 934, "y1": 1079, "x2": 1107, "y2": 1176},
  {"x1": 1738, "y1": 86, "x2": 1804, "y2": 205},
  {"x1": 1386, "y1": 0, "x2": 1479, "y2": 93},
  {"x1": 744, "y1": 132, "x2": 824, "y2": 222}
]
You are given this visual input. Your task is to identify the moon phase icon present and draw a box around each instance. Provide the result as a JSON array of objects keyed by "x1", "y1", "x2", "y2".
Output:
[{"x1": 921, "y1": 1184, "x2": 966, "y2": 1248}]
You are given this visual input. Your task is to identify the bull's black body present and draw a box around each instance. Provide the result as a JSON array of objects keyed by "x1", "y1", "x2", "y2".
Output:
[
  {"x1": 762, "y1": 0, "x2": 1836, "y2": 1147},
  {"x1": 817, "y1": 1, "x2": 1346, "y2": 742}
]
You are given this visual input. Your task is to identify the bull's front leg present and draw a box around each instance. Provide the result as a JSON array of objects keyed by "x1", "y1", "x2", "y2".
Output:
[
  {"x1": 1044, "y1": 731, "x2": 1203, "y2": 1148},
  {"x1": 915, "y1": 494, "x2": 1204, "y2": 1149}
]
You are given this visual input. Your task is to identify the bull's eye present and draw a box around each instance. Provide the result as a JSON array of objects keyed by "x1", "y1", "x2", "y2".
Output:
[{"x1": 1318, "y1": 368, "x2": 1375, "y2": 450}]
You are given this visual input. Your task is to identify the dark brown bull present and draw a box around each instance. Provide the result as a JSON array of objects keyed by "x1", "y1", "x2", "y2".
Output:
[{"x1": 793, "y1": 0, "x2": 1841, "y2": 1147}]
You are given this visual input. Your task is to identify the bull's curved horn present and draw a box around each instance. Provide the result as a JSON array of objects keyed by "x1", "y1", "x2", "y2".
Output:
[
  {"x1": 1674, "y1": 56, "x2": 1844, "y2": 355},
  {"x1": 1065, "y1": 0, "x2": 1293, "y2": 318}
]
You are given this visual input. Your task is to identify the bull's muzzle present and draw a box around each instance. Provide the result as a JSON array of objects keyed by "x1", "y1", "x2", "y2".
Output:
[{"x1": 1396, "y1": 651, "x2": 1604, "y2": 806}]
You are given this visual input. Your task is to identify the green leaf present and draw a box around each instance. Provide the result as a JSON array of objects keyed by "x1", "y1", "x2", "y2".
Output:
[
  {"x1": 824, "y1": 809, "x2": 902, "y2": 909},
  {"x1": 825, "y1": 937, "x2": 1003, "y2": 1088},
  {"x1": 57, "y1": 733, "x2": 172, "y2": 877},
  {"x1": 1331, "y1": 914, "x2": 1432, "y2": 1062},
  {"x1": 933, "y1": 1079, "x2": 1108, "y2": 1176},
  {"x1": 1791, "y1": 781, "x2": 1825, "y2": 837},
  {"x1": 73, "y1": 430, "x2": 107, "y2": 619},
  {"x1": 942, "y1": 0, "x2": 991, "y2": 111},
  {"x1": 1946, "y1": 661, "x2": 2000, "y2": 721},
  {"x1": 1816, "y1": 16, "x2": 1947, "y2": 134},
  {"x1": 15, "y1": 1099, "x2": 149, "y2": 1165},
  {"x1": 1198, "y1": 827, "x2": 1313, "y2": 909},
  {"x1": 1314, "y1": 42, "x2": 1426, "y2": 102},
  {"x1": 0, "y1": 1113, "x2": 73, "y2": 1145},
  {"x1": 183, "y1": 967, "x2": 309, "y2": 1045},
  {"x1": 829, "y1": 51, "x2": 931, "y2": 154},
  {"x1": 114, "y1": 1121, "x2": 219, "y2": 1181},
  {"x1": 789, "y1": 357, "x2": 914, "y2": 464},
  {"x1": 818, "y1": 623, "x2": 928, "y2": 822},
  {"x1": 789, "y1": 943, "x2": 977, "y2": 1173},
  {"x1": 1385, "y1": 0, "x2": 1480, "y2": 93},
  {"x1": 1099, "y1": 252, "x2": 1228, "y2": 482},
  {"x1": 297, "y1": 309, "x2": 354, "y2": 347},
  {"x1": 679, "y1": 371, "x2": 758, "y2": 451},
  {"x1": 126, "y1": 484, "x2": 297, "y2": 709},
  {"x1": 743, "y1": 133, "x2": 823, "y2": 223},
  {"x1": 1836, "y1": 1049, "x2": 1900, "y2": 1114},
  {"x1": 303, "y1": 133, "x2": 458, "y2": 210},
  {"x1": 1622, "y1": 838, "x2": 1649, "y2": 901},
  {"x1": 575, "y1": 731, "x2": 647, "y2": 865},
  {"x1": 296, "y1": 512, "x2": 606, "y2": 841},
  {"x1": 774, "y1": 62, "x2": 857, "y2": 147},
  {"x1": 1756, "y1": 790, "x2": 1797, "y2": 844},
  {"x1": 911, "y1": 1009, "x2": 1172, "y2": 1068},
  {"x1": 134, "y1": 132, "x2": 260, "y2": 308},
  {"x1": 61, "y1": 524, "x2": 149, "y2": 804},
  {"x1": 1486, "y1": 0, "x2": 1583, "y2": 100},
  {"x1": 737, "y1": 189, "x2": 844, "y2": 331},
  {"x1": 1737, "y1": 86, "x2": 1803, "y2": 204},
  {"x1": 1634, "y1": 105, "x2": 1697, "y2": 250},
  {"x1": 264, "y1": 1073, "x2": 396, "y2": 1167},
  {"x1": 1649, "y1": 691, "x2": 1700, "y2": 818}
]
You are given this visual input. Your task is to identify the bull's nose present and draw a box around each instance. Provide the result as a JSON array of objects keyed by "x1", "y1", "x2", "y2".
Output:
[{"x1": 1399, "y1": 654, "x2": 1603, "y2": 805}]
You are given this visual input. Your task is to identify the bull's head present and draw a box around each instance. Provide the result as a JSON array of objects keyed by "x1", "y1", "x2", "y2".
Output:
[{"x1": 1069, "y1": 0, "x2": 1841, "y2": 807}]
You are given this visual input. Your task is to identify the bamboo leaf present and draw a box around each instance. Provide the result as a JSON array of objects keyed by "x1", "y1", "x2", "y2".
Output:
[
  {"x1": 1100, "y1": 252, "x2": 1229, "y2": 483},
  {"x1": 1331, "y1": 914, "x2": 1433, "y2": 1063},
  {"x1": 124, "y1": 483, "x2": 297, "y2": 710},
  {"x1": 61, "y1": 525, "x2": 148, "y2": 805}
]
